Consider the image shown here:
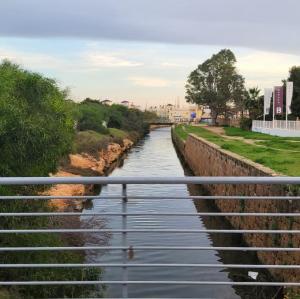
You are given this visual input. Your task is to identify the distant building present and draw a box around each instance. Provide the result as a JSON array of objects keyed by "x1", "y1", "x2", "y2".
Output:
[
  {"x1": 121, "y1": 100, "x2": 130, "y2": 107},
  {"x1": 120, "y1": 100, "x2": 141, "y2": 110},
  {"x1": 148, "y1": 103, "x2": 203, "y2": 123},
  {"x1": 200, "y1": 106, "x2": 212, "y2": 124},
  {"x1": 101, "y1": 99, "x2": 112, "y2": 106},
  {"x1": 169, "y1": 105, "x2": 203, "y2": 123}
]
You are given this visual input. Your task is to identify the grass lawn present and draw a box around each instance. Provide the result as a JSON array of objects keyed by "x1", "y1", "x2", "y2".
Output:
[{"x1": 174, "y1": 125, "x2": 300, "y2": 176}]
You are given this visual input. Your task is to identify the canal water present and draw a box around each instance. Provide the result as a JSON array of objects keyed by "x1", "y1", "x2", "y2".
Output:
[{"x1": 82, "y1": 127, "x2": 280, "y2": 299}]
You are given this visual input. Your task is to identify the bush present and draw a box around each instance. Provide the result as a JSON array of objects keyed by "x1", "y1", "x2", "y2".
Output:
[
  {"x1": 0, "y1": 61, "x2": 102, "y2": 298},
  {"x1": 74, "y1": 130, "x2": 110, "y2": 157},
  {"x1": 0, "y1": 60, "x2": 74, "y2": 176},
  {"x1": 108, "y1": 128, "x2": 128, "y2": 139},
  {"x1": 77, "y1": 100, "x2": 109, "y2": 134},
  {"x1": 77, "y1": 100, "x2": 151, "y2": 138},
  {"x1": 239, "y1": 117, "x2": 252, "y2": 130},
  {"x1": 0, "y1": 196, "x2": 103, "y2": 298}
]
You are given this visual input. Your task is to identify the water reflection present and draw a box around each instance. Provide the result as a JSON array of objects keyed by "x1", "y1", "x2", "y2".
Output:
[
  {"x1": 185, "y1": 182, "x2": 282, "y2": 299},
  {"x1": 82, "y1": 127, "x2": 282, "y2": 299}
]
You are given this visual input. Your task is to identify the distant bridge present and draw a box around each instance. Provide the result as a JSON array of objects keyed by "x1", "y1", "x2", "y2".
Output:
[{"x1": 149, "y1": 122, "x2": 174, "y2": 126}]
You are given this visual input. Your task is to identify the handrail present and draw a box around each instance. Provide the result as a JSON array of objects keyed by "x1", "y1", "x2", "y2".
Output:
[
  {"x1": 0, "y1": 176, "x2": 300, "y2": 185},
  {"x1": 1, "y1": 176, "x2": 300, "y2": 298}
]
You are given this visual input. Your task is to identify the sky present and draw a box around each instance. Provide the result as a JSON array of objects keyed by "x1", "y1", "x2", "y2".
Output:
[{"x1": 0, "y1": 0, "x2": 300, "y2": 107}]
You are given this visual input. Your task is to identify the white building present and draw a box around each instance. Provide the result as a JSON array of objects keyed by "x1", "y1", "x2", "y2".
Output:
[{"x1": 148, "y1": 103, "x2": 203, "y2": 123}]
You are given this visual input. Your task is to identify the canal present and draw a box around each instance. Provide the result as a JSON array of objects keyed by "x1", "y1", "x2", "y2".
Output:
[{"x1": 82, "y1": 127, "x2": 280, "y2": 299}]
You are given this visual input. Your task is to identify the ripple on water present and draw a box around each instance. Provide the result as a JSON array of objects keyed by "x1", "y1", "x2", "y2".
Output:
[{"x1": 82, "y1": 128, "x2": 265, "y2": 299}]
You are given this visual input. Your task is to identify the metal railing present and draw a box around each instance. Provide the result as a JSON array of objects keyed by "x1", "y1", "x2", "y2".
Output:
[
  {"x1": 253, "y1": 120, "x2": 300, "y2": 131},
  {"x1": 1, "y1": 176, "x2": 300, "y2": 298}
]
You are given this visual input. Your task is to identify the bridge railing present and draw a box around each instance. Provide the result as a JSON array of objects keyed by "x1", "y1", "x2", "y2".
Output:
[{"x1": 1, "y1": 176, "x2": 300, "y2": 298}]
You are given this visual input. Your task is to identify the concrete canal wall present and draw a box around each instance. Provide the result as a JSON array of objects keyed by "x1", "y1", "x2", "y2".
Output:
[{"x1": 172, "y1": 128, "x2": 300, "y2": 284}]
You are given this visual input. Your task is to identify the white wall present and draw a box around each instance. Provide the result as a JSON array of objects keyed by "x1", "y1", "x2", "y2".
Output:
[{"x1": 252, "y1": 127, "x2": 300, "y2": 137}]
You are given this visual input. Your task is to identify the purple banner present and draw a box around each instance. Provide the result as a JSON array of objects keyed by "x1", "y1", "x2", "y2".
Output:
[{"x1": 274, "y1": 86, "x2": 283, "y2": 115}]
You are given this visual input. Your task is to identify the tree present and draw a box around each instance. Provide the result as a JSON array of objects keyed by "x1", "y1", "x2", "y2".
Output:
[
  {"x1": 245, "y1": 87, "x2": 263, "y2": 120},
  {"x1": 288, "y1": 66, "x2": 300, "y2": 118},
  {"x1": 185, "y1": 49, "x2": 246, "y2": 124},
  {"x1": 0, "y1": 60, "x2": 74, "y2": 176},
  {"x1": 77, "y1": 100, "x2": 109, "y2": 133},
  {"x1": 77, "y1": 100, "x2": 151, "y2": 137}
]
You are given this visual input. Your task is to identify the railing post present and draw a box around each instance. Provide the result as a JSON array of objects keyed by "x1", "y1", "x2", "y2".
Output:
[{"x1": 122, "y1": 184, "x2": 128, "y2": 298}]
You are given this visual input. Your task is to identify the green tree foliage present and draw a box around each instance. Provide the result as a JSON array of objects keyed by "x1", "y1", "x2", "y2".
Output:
[
  {"x1": 0, "y1": 60, "x2": 74, "y2": 176},
  {"x1": 288, "y1": 66, "x2": 300, "y2": 118},
  {"x1": 112, "y1": 105, "x2": 149, "y2": 134},
  {"x1": 142, "y1": 110, "x2": 160, "y2": 122},
  {"x1": 245, "y1": 87, "x2": 263, "y2": 120},
  {"x1": 239, "y1": 87, "x2": 263, "y2": 130},
  {"x1": 77, "y1": 98, "x2": 109, "y2": 133},
  {"x1": 0, "y1": 61, "x2": 101, "y2": 298},
  {"x1": 77, "y1": 100, "x2": 151, "y2": 136},
  {"x1": 185, "y1": 49, "x2": 246, "y2": 124}
]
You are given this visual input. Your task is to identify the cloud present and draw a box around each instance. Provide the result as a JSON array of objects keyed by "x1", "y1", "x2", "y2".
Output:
[
  {"x1": 0, "y1": 0, "x2": 300, "y2": 54},
  {"x1": 0, "y1": 46, "x2": 143, "y2": 75},
  {"x1": 83, "y1": 51, "x2": 143, "y2": 68},
  {"x1": 128, "y1": 76, "x2": 171, "y2": 87},
  {"x1": 161, "y1": 62, "x2": 184, "y2": 68},
  {"x1": 237, "y1": 51, "x2": 300, "y2": 87},
  {"x1": 0, "y1": 48, "x2": 65, "y2": 69},
  {"x1": 238, "y1": 51, "x2": 300, "y2": 75}
]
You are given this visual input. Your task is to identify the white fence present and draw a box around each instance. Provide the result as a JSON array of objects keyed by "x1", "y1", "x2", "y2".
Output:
[{"x1": 252, "y1": 120, "x2": 300, "y2": 137}]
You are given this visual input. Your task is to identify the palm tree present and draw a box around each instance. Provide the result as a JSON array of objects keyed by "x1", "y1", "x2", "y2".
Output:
[{"x1": 245, "y1": 87, "x2": 263, "y2": 119}]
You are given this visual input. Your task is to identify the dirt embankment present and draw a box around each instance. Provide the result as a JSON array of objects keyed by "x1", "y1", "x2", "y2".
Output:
[{"x1": 47, "y1": 138, "x2": 133, "y2": 211}]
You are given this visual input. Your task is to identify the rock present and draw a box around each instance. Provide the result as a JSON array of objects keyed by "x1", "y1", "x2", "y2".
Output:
[{"x1": 123, "y1": 138, "x2": 134, "y2": 150}]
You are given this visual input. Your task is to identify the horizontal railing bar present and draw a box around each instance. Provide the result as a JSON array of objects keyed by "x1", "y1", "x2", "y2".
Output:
[
  {"x1": 0, "y1": 212, "x2": 300, "y2": 217},
  {"x1": 1, "y1": 229, "x2": 300, "y2": 234},
  {"x1": 0, "y1": 246, "x2": 298, "y2": 251},
  {"x1": 1, "y1": 176, "x2": 300, "y2": 185},
  {"x1": 125, "y1": 196, "x2": 300, "y2": 200},
  {"x1": 1, "y1": 195, "x2": 300, "y2": 200},
  {"x1": 0, "y1": 280, "x2": 299, "y2": 286},
  {"x1": 1, "y1": 263, "x2": 300, "y2": 269},
  {"x1": 0, "y1": 196, "x2": 123, "y2": 200}
]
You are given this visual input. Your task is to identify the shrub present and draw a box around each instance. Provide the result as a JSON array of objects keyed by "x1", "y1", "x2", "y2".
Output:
[
  {"x1": 77, "y1": 100, "x2": 151, "y2": 138},
  {"x1": 239, "y1": 117, "x2": 252, "y2": 130},
  {"x1": 74, "y1": 130, "x2": 110, "y2": 157},
  {"x1": 0, "y1": 61, "x2": 102, "y2": 298},
  {"x1": 77, "y1": 101, "x2": 109, "y2": 134},
  {"x1": 0, "y1": 60, "x2": 74, "y2": 177}
]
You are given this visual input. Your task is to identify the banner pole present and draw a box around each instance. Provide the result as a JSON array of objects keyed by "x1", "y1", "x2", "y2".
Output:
[
  {"x1": 273, "y1": 88, "x2": 275, "y2": 128},
  {"x1": 286, "y1": 84, "x2": 288, "y2": 128}
]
